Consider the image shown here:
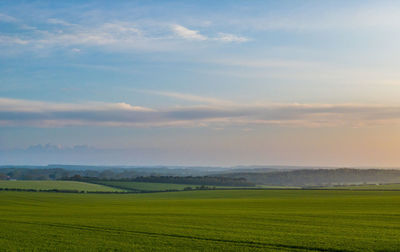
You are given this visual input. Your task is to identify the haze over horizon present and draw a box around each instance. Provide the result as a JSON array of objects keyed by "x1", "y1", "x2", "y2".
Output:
[{"x1": 2, "y1": 0, "x2": 400, "y2": 166}]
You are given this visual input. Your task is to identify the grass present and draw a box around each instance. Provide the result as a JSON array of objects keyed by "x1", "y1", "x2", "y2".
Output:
[
  {"x1": 0, "y1": 180, "x2": 126, "y2": 192},
  {"x1": 1, "y1": 190, "x2": 400, "y2": 251}
]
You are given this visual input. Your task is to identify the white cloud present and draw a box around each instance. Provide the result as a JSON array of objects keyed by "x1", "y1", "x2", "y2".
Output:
[
  {"x1": 0, "y1": 21, "x2": 147, "y2": 50},
  {"x1": 215, "y1": 33, "x2": 248, "y2": 43},
  {"x1": 172, "y1": 24, "x2": 207, "y2": 40},
  {"x1": 0, "y1": 15, "x2": 249, "y2": 53},
  {"x1": 0, "y1": 21, "x2": 165, "y2": 52},
  {"x1": 171, "y1": 25, "x2": 249, "y2": 43}
]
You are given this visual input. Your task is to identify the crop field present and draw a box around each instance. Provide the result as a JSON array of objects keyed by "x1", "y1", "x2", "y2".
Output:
[
  {"x1": 1, "y1": 190, "x2": 400, "y2": 251},
  {"x1": 97, "y1": 181, "x2": 238, "y2": 191},
  {"x1": 97, "y1": 181, "x2": 195, "y2": 191},
  {"x1": 0, "y1": 180, "x2": 125, "y2": 192}
]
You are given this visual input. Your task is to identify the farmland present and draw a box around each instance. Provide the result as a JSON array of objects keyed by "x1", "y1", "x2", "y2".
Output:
[
  {"x1": 1, "y1": 190, "x2": 400, "y2": 251},
  {"x1": 0, "y1": 180, "x2": 125, "y2": 192},
  {"x1": 324, "y1": 183, "x2": 400, "y2": 190},
  {"x1": 97, "y1": 181, "x2": 239, "y2": 191},
  {"x1": 97, "y1": 181, "x2": 199, "y2": 191}
]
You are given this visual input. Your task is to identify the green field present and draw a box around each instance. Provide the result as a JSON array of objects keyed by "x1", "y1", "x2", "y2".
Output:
[
  {"x1": 0, "y1": 180, "x2": 126, "y2": 192},
  {"x1": 97, "y1": 181, "x2": 238, "y2": 191},
  {"x1": 323, "y1": 183, "x2": 400, "y2": 190},
  {"x1": 1, "y1": 190, "x2": 400, "y2": 251},
  {"x1": 256, "y1": 185, "x2": 301, "y2": 189},
  {"x1": 97, "y1": 181, "x2": 195, "y2": 191}
]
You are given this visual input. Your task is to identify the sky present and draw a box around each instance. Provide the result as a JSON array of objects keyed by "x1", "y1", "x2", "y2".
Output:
[{"x1": 1, "y1": 0, "x2": 400, "y2": 166}]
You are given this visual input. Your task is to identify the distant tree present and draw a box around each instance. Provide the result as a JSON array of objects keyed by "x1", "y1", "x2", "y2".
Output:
[
  {"x1": 70, "y1": 174, "x2": 82, "y2": 181},
  {"x1": 0, "y1": 173, "x2": 7, "y2": 180}
]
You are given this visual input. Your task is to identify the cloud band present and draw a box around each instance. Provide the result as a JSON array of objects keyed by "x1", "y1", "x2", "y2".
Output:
[{"x1": 1, "y1": 98, "x2": 400, "y2": 128}]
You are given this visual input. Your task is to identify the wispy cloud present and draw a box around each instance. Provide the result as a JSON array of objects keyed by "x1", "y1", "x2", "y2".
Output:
[
  {"x1": 137, "y1": 90, "x2": 233, "y2": 105},
  {"x1": 172, "y1": 24, "x2": 207, "y2": 41},
  {"x1": 214, "y1": 33, "x2": 248, "y2": 42},
  {"x1": 0, "y1": 13, "x2": 18, "y2": 23},
  {"x1": 2, "y1": 97, "x2": 400, "y2": 128},
  {"x1": 224, "y1": 4, "x2": 400, "y2": 32},
  {"x1": 208, "y1": 58, "x2": 317, "y2": 68},
  {"x1": 0, "y1": 98, "x2": 152, "y2": 113},
  {"x1": 0, "y1": 17, "x2": 249, "y2": 54},
  {"x1": 171, "y1": 24, "x2": 248, "y2": 43},
  {"x1": 37, "y1": 22, "x2": 143, "y2": 47},
  {"x1": 47, "y1": 18, "x2": 73, "y2": 26},
  {"x1": 0, "y1": 35, "x2": 29, "y2": 45}
]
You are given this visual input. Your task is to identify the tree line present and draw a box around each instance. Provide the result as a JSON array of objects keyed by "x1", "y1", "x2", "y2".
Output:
[
  {"x1": 222, "y1": 168, "x2": 400, "y2": 186},
  {"x1": 64, "y1": 175, "x2": 255, "y2": 187}
]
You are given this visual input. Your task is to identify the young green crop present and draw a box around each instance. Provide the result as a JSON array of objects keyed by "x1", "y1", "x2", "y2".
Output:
[
  {"x1": 0, "y1": 180, "x2": 125, "y2": 192},
  {"x1": 1, "y1": 190, "x2": 400, "y2": 251}
]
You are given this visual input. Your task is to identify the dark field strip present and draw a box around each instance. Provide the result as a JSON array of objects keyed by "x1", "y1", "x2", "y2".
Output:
[
  {"x1": 0, "y1": 218, "x2": 347, "y2": 252},
  {"x1": 1, "y1": 190, "x2": 400, "y2": 251}
]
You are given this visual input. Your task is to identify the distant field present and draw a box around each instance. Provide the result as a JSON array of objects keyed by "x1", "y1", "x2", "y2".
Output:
[
  {"x1": 324, "y1": 183, "x2": 400, "y2": 190},
  {"x1": 98, "y1": 181, "x2": 194, "y2": 191},
  {"x1": 97, "y1": 181, "x2": 237, "y2": 191},
  {"x1": 0, "y1": 180, "x2": 125, "y2": 192},
  {"x1": 1, "y1": 190, "x2": 400, "y2": 251},
  {"x1": 255, "y1": 185, "x2": 301, "y2": 189}
]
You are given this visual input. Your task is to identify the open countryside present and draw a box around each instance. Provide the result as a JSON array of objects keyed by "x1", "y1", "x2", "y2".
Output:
[
  {"x1": 2, "y1": 0, "x2": 400, "y2": 251},
  {"x1": 1, "y1": 190, "x2": 400, "y2": 251}
]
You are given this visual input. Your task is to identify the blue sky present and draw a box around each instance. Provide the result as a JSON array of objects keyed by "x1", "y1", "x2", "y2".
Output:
[{"x1": 1, "y1": 0, "x2": 400, "y2": 166}]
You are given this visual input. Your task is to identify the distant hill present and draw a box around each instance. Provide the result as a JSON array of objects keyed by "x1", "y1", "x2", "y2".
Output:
[
  {"x1": 0, "y1": 164, "x2": 307, "y2": 179},
  {"x1": 219, "y1": 168, "x2": 400, "y2": 186},
  {"x1": 0, "y1": 165, "x2": 230, "y2": 180},
  {"x1": 2, "y1": 166, "x2": 400, "y2": 187}
]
